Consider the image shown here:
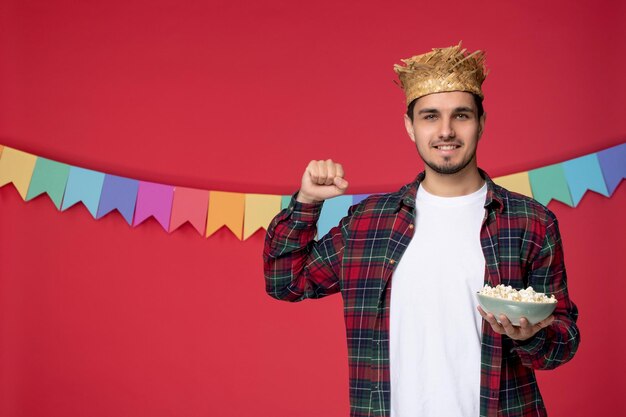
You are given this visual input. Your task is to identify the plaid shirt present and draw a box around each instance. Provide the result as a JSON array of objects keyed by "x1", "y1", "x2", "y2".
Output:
[{"x1": 263, "y1": 168, "x2": 580, "y2": 417}]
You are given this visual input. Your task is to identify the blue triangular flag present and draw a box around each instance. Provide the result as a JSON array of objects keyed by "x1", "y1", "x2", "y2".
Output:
[
  {"x1": 61, "y1": 167, "x2": 106, "y2": 217},
  {"x1": 562, "y1": 154, "x2": 609, "y2": 206},
  {"x1": 317, "y1": 195, "x2": 353, "y2": 238}
]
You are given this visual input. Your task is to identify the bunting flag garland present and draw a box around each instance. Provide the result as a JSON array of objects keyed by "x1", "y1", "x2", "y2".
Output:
[
  {"x1": 205, "y1": 191, "x2": 245, "y2": 239},
  {"x1": 562, "y1": 154, "x2": 610, "y2": 206},
  {"x1": 280, "y1": 195, "x2": 292, "y2": 211},
  {"x1": 352, "y1": 194, "x2": 371, "y2": 205},
  {"x1": 169, "y1": 187, "x2": 210, "y2": 235},
  {"x1": 0, "y1": 147, "x2": 37, "y2": 199},
  {"x1": 597, "y1": 143, "x2": 626, "y2": 195},
  {"x1": 26, "y1": 158, "x2": 71, "y2": 209},
  {"x1": 528, "y1": 163, "x2": 574, "y2": 207},
  {"x1": 0, "y1": 142, "x2": 624, "y2": 241},
  {"x1": 96, "y1": 175, "x2": 139, "y2": 225},
  {"x1": 61, "y1": 167, "x2": 106, "y2": 217},
  {"x1": 244, "y1": 194, "x2": 282, "y2": 240},
  {"x1": 492, "y1": 172, "x2": 532, "y2": 198},
  {"x1": 133, "y1": 182, "x2": 174, "y2": 230},
  {"x1": 318, "y1": 195, "x2": 353, "y2": 237}
]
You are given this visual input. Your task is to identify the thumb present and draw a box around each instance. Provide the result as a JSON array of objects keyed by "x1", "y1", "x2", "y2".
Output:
[{"x1": 334, "y1": 176, "x2": 349, "y2": 191}]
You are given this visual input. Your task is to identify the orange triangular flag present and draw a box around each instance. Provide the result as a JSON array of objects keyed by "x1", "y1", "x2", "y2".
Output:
[{"x1": 205, "y1": 191, "x2": 245, "y2": 239}]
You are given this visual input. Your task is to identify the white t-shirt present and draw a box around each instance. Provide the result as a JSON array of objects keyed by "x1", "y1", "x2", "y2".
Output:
[{"x1": 389, "y1": 181, "x2": 487, "y2": 417}]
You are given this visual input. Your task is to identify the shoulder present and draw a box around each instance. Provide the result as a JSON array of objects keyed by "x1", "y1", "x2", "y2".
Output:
[
  {"x1": 495, "y1": 183, "x2": 558, "y2": 226},
  {"x1": 346, "y1": 183, "x2": 408, "y2": 217}
]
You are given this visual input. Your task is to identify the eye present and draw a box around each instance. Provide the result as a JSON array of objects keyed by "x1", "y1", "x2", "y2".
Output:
[
  {"x1": 423, "y1": 114, "x2": 437, "y2": 120},
  {"x1": 455, "y1": 113, "x2": 470, "y2": 119}
]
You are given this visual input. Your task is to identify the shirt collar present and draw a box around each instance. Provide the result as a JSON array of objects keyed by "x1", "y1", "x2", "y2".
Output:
[{"x1": 396, "y1": 167, "x2": 504, "y2": 213}]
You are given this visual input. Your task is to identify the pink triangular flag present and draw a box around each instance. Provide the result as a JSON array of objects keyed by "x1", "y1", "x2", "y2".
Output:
[
  {"x1": 169, "y1": 187, "x2": 210, "y2": 235},
  {"x1": 133, "y1": 181, "x2": 174, "y2": 230}
]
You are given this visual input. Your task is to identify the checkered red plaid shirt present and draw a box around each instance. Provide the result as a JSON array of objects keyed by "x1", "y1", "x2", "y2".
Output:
[{"x1": 263, "y1": 168, "x2": 580, "y2": 417}]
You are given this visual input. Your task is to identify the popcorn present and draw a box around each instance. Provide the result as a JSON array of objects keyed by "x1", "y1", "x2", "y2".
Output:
[{"x1": 479, "y1": 284, "x2": 557, "y2": 303}]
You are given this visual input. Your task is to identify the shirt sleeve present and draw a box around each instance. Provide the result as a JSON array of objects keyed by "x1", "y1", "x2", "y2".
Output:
[
  {"x1": 510, "y1": 213, "x2": 581, "y2": 370},
  {"x1": 263, "y1": 191, "x2": 357, "y2": 302}
]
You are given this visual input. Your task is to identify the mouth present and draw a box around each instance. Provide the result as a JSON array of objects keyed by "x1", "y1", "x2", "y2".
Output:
[{"x1": 433, "y1": 144, "x2": 461, "y2": 155}]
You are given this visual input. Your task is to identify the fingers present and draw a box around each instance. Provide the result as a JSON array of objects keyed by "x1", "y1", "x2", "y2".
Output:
[
  {"x1": 308, "y1": 159, "x2": 345, "y2": 186},
  {"x1": 335, "y1": 163, "x2": 345, "y2": 178},
  {"x1": 477, "y1": 306, "x2": 505, "y2": 334},
  {"x1": 498, "y1": 315, "x2": 518, "y2": 337},
  {"x1": 334, "y1": 175, "x2": 349, "y2": 191},
  {"x1": 316, "y1": 160, "x2": 332, "y2": 185},
  {"x1": 531, "y1": 315, "x2": 555, "y2": 332},
  {"x1": 478, "y1": 306, "x2": 555, "y2": 341},
  {"x1": 477, "y1": 307, "x2": 522, "y2": 338},
  {"x1": 300, "y1": 159, "x2": 349, "y2": 202},
  {"x1": 487, "y1": 314, "x2": 522, "y2": 339}
]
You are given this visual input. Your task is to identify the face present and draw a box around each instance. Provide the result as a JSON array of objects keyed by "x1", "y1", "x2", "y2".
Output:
[{"x1": 404, "y1": 91, "x2": 486, "y2": 176}]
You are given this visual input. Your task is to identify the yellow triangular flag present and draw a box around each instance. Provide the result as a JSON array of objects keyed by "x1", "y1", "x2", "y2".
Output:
[
  {"x1": 0, "y1": 147, "x2": 38, "y2": 199},
  {"x1": 206, "y1": 191, "x2": 245, "y2": 239},
  {"x1": 494, "y1": 171, "x2": 533, "y2": 198},
  {"x1": 243, "y1": 194, "x2": 282, "y2": 240}
]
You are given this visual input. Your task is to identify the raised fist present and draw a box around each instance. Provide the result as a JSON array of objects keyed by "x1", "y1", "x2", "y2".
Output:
[{"x1": 296, "y1": 159, "x2": 349, "y2": 203}]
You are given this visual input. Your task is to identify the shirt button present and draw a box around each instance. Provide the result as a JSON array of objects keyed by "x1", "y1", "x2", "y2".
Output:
[
  {"x1": 409, "y1": 224, "x2": 414, "y2": 229},
  {"x1": 389, "y1": 259, "x2": 395, "y2": 265}
]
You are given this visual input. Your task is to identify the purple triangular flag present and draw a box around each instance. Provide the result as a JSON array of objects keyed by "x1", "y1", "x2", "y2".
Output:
[
  {"x1": 597, "y1": 143, "x2": 626, "y2": 195},
  {"x1": 352, "y1": 194, "x2": 370, "y2": 205},
  {"x1": 133, "y1": 181, "x2": 174, "y2": 231},
  {"x1": 96, "y1": 175, "x2": 139, "y2": 225}
]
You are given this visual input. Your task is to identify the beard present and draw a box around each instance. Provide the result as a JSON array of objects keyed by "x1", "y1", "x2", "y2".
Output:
[{"x1": 419, "y1": 148, "x2": 477, "y2": 175}]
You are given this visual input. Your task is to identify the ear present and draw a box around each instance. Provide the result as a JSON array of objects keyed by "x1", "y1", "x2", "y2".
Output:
[
  {"x1": 478, "y1": 111, "x2": 487, "y2": 140},
  {"x1": 404, "y1": 114, "x2": 416, "y2": 143}
]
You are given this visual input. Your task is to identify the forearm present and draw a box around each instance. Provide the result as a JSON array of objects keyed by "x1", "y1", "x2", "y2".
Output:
[
  {"x1": 511, "y1": 305, "x2": 580, "y2": 370},
  {"x1": 511, "y1": 216, "x2": 580, "y2": 369},
  {"x1": 263, "y1": 192, "x2": 343, "y2": 302}
]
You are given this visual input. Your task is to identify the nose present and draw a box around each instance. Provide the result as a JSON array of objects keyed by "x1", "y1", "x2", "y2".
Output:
[{"x1": 438, "y1": 117, "x2": 456, "y2": 139}]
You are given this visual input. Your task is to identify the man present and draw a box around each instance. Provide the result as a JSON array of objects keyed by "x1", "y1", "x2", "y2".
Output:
[{"x1": 263, "y1": 43, "x2": 580, "y2": 417}]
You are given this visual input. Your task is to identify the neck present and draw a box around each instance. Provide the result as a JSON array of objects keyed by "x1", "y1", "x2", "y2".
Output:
[{"x1": 420, "y1": 166, "x2": 485, "y2": 197}]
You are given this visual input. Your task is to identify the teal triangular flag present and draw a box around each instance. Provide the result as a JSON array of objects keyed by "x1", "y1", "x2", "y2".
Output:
[
  {"x1": 281, "y1": 195, "x2": 292, "y2": 210},
  {"x1": 562, "y1": 154, "x2": 609, "y2": 206},
  {"x1": 317, "y1": 195, "x2": 353, "y2": 238},
  {"x1": 61, "y1": 167, "x2": 106, "y2": 217},
  {"x1": 528, "y1": 164, "x2": 574, "y2": 207},
  {"x1": 25, "y1": 158, "x2": 70, "y2": 209}
]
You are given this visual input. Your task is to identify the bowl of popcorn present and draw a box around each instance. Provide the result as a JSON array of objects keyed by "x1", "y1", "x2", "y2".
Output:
[{"x1": 476, "y1": 284, "x2": 557, "y2": 326}]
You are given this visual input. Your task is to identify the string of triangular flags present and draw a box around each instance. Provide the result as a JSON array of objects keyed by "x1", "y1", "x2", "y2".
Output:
[{"x1": 0, "y1": 142, "x2": 624, "y2": 240}]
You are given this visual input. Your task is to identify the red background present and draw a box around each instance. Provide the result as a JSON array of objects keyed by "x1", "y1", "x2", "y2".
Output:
[{"x1": 1, "y1": 0, "x2": 625, "y2": 416}]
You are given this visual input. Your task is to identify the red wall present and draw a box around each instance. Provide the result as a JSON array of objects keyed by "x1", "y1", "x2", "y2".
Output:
[{"x1": 1, "y1": 0, "x2": 625, "y2": 416}]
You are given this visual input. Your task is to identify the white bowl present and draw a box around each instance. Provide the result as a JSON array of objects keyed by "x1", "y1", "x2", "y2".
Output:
[{"x1": 476, "y1": 293, "x2": 557, "y2": 326}]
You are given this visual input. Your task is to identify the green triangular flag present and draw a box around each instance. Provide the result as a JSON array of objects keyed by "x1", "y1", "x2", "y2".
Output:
[
  {"x1": 528, "y1": 163, "x2": 574, "y2": 207},
  {"x1": 25, "y1": 158, "x2": 71, "y2": 209}
]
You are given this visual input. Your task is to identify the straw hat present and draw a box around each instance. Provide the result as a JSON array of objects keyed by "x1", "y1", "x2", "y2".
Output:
[{"x1": 394, "y1": 41, "x2": 488, "y2": 105}]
